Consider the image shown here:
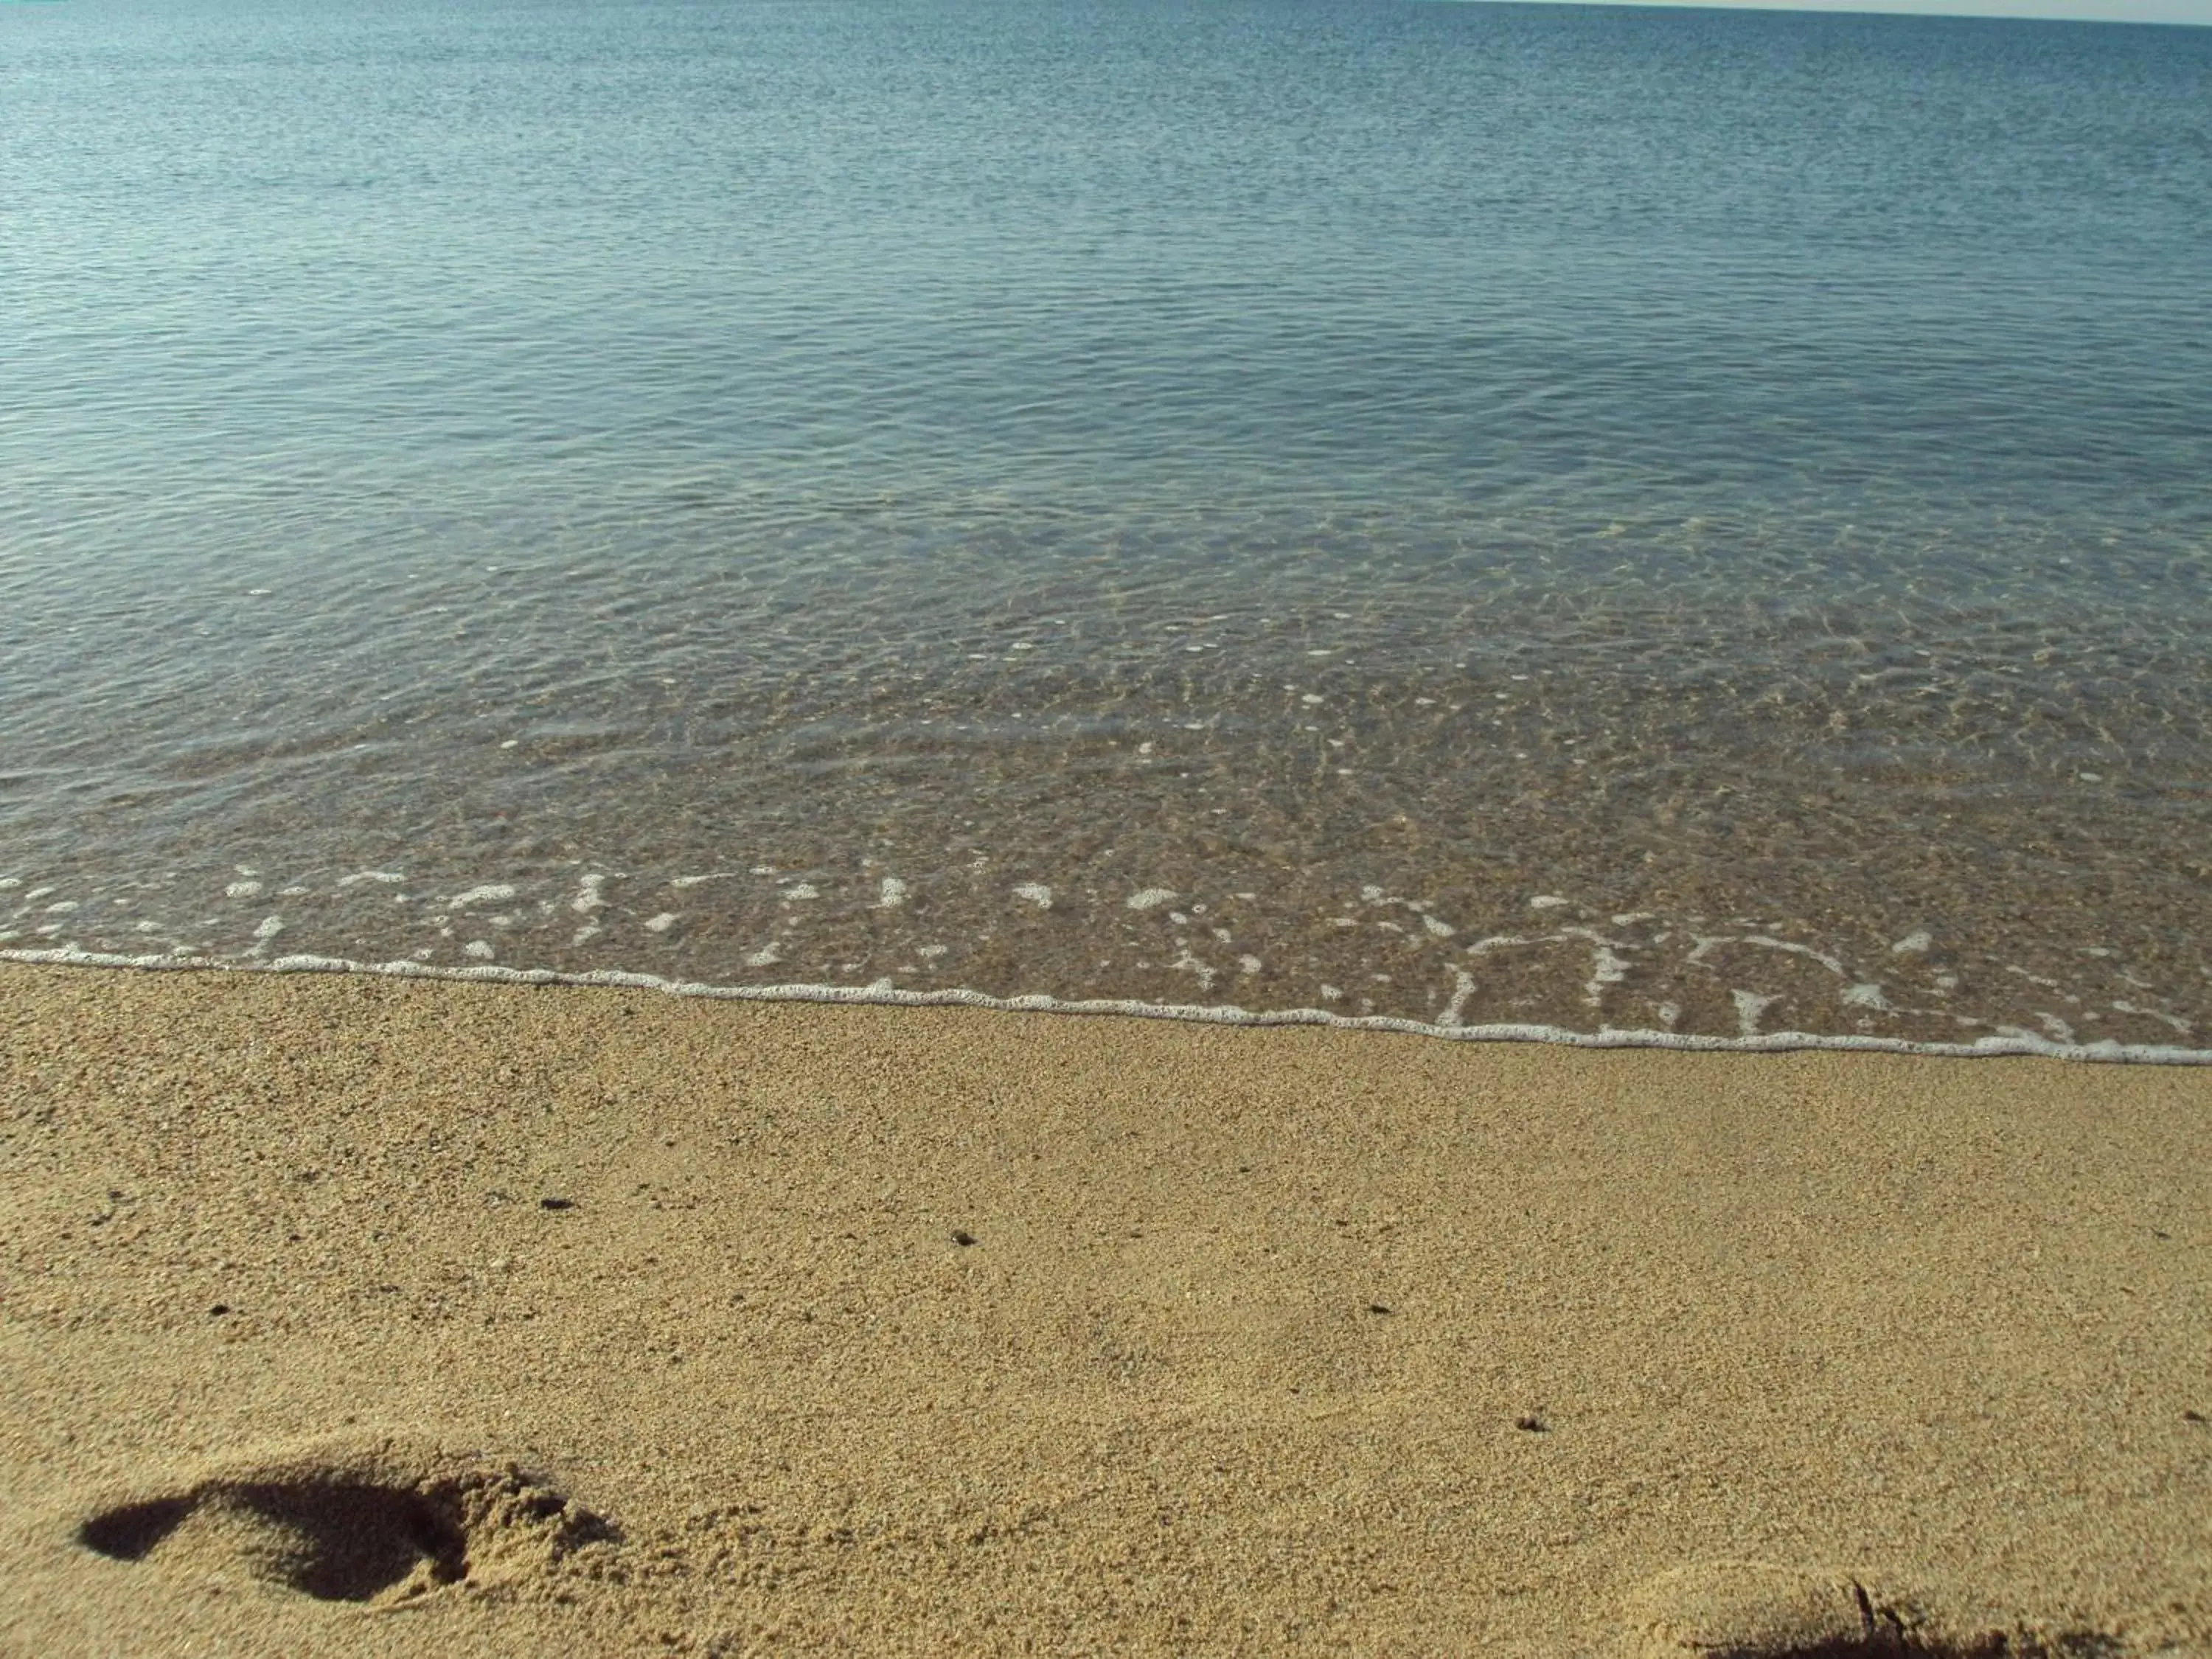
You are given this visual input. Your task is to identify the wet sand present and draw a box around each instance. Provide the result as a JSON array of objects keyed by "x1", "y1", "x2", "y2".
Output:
[{"x1": 1, "y1": 961, "x2": 2207, "y2": 1656}]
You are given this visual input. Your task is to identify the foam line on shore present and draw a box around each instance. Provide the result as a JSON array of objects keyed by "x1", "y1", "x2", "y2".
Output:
[{"x1": 6, "y1": 945, "x2": 2208, "y2": 1065}]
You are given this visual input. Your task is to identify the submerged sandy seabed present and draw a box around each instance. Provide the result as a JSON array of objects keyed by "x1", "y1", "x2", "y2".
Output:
[{"x1": 1, "y1": 961, "x2": 2208, "y2": 1656}]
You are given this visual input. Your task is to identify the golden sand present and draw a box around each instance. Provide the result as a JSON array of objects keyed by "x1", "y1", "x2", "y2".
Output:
[{"x1": 1, "y1": 961, "x2": 2206, "y2": 1655}]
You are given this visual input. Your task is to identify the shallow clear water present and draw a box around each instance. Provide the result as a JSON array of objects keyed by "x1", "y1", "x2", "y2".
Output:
[{"x1": 4, "y1": 0, "x2": 2209, "y2": 1051}]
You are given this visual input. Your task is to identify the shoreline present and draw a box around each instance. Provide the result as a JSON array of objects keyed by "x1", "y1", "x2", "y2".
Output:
[
  {"x1": 4, "y1": 960, "x2": 2208, "y2": 1655},
  {"x1": 7, "y1": 947, "x2": 2208, "y2": 1067}
]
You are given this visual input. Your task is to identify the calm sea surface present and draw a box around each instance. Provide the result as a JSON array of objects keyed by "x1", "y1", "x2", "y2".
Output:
[{"x1": 4, "y1": 0, "x2": 2209, "y2": 1051}]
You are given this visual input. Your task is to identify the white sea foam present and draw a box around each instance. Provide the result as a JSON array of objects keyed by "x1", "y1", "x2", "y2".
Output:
[
  {"x1": 1169, "y1": 946, "x2": 1217, "y2": 990},
  {"x1": 1584, "y1": 948, "x2": 1628, "y2": 1006},
  {"x1": 644, "y1": 913, "x2": 677, "y2": 933},
  {"x1": 876, "y1": 878, "x2": 908, "y2": 908},
  {"x1": 1013, "y1": 883, "x2": 1053, "y2": 908},
  {"x1": 1436, "y1": 968, "x2": 1476, "y2": 1028},
  {"x1": 338, "y1": 871, "x2": 405, "y2": 888},
  {"x1": 450, "y1": 884, "x2": 518, "y2": 910},
  {"x1": 225, "y1": 881, "x2": 262, "y2": 899},
  {"x1": 7, "y1": 947, "x2": 2197, "y2": 1063},
  {"x1": 1689, "y1": 933, "x2": 1846, "y2": 977},
  {"x1": 1733, "y1": 990, "x2": 1780, "y2": 1037},
  {"x1": 2111, "y1": 998, "x2": 2192, "y2": 1036},
  {"x1": 465, "y1": 939, "x2": 495, "y2": 959},
  {"x1": 1126, "y1": 888, "x2": 1177, "y2": 911}
]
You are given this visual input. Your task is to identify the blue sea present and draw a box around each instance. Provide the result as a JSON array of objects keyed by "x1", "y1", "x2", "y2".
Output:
[{"x1": 4, "y1": 0, "x2": 2208, "y2": 1054}]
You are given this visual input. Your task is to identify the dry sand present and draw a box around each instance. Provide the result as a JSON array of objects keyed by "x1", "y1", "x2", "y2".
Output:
[{"x1": 1, "y1": 960, "x2": 2207, "y2": 1657}]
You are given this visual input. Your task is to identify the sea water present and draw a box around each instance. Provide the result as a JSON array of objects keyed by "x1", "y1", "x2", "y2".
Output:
[{"x1": 4, "y1": 0, "x2": 2208, "y2": 1054}]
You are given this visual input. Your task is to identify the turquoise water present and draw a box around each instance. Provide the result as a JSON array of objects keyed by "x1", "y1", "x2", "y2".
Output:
[{"x1": 4, "y1": 0, "x2": 2208, "y2": 1051}]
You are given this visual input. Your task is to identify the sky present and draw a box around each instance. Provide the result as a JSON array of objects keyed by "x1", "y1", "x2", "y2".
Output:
[{"x1": 1512, "y1": 0, "x2": 2212, "y2": 23}]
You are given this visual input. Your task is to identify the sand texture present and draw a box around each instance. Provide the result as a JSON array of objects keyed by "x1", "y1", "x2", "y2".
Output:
[{"x1": 1, "y1": 961, "x2": 2208, "y2": 1656}]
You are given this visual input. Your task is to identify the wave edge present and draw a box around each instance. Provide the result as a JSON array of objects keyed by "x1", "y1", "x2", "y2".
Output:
[{"x1": 4, "y1": 945, "x2": 2207, "y2": 1065}]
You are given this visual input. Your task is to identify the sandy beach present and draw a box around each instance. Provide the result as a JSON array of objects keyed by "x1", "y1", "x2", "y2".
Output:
[{"x1": 1, "y1": 960, "x2": 2206, "y2": 1656}]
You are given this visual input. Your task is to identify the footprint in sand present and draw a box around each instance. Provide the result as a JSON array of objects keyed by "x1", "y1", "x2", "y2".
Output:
[
  {"x1": 1616, "y1": 1559, "x2": 2111, "y2": 1658},
  {"x1": 74, "y1": 1434, "x2": 616, "y2": 1607}
]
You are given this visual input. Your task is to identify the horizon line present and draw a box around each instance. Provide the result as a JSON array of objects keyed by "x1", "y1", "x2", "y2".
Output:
[{"x1": 1431, "y1": 0, "x2": 2212, "y2": 29}]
